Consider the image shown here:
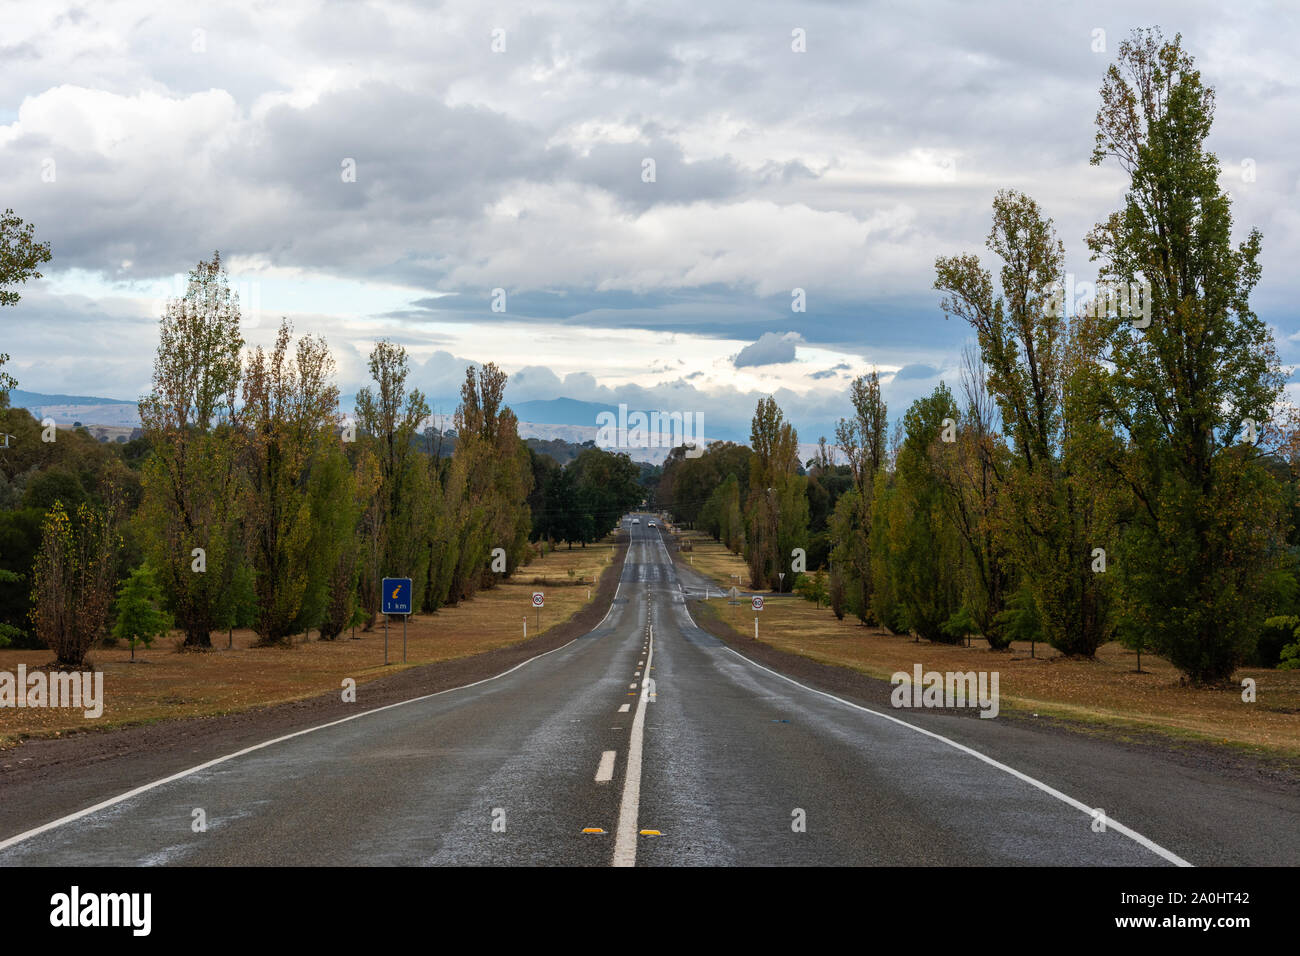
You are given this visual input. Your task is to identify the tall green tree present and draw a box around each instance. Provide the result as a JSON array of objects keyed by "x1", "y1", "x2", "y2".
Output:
[
  {"x1": 138, "y1": 252, "x2": 245, "y2": 648},
  {"x1": 1087, "y1": 28, "x2": 1287, "y2": 683},
  {"x1": 310, "y1": 440, "x2": 365, "y2": 639},
  {"x1": 241, "y1": 321, "x2": 340, "y2": 645},
  {"x1": 831, "y1": 371, "x2": 889, "y2": 622},
  {"x1": 889, "y1": 385, "x2": 964, "y2": 642},
  {"x1": 936, "y1": 192, "x2": 1112, "y2": 656},
  {"x1": 355, "y1": 340, "x2": 432, "y2": 625},
  {"x1": 448, "y1": 363, "x2": 531, "y2": 598},
  {"x1": 0, "y1": 208, "x2": 53, "y2": 405},
  {"x1": 928, "y1": 350, "x2": 1012, "y2": 647},
  {"x1": 745, "y1": 397, "x2": 809, "y2": 590}
]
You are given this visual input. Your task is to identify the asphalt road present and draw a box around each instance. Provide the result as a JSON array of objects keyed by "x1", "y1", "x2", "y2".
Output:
[{"x1": 1, "y1": 518, "x2": 1297, "y2": 866}]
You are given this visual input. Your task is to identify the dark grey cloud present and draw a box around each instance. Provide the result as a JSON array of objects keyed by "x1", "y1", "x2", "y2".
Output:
[
  {"x1": 734, "y1": 331, "x2": 799, "y2": 368},
  {"x1": 563, "y1": 136, "x2": 748, "y2": 210},
  {"x1": 893, "y1": 362, "x2": 939, "y2": 380},
  {"x1": 808, "y1": 362, "x2": 851, "y2": 380}
]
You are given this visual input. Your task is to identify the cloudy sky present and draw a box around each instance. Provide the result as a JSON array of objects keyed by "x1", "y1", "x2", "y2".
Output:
[{"x1": 2, "y1": 0, "x2": 1298, "y2": 443}]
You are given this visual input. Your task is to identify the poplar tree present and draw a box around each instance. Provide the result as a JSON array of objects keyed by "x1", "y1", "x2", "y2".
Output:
[
  {"x1": 138, "y1": 252, "x2": 244, "y2": 648},
  {"x1": 745, "y1": 397, "x2": 808, "y2": 590},
  {"x1": 935, "y1": 192, "x2": 1112, "y2": 656},
  {"x1": 355, "y1": 340, "x2": 432, "y2": 624},
  {"x1": 1087, "y1": 29, "x2": 1286, "y2": 683},
  {"x1": 241, "y1": 321, "x2": 340, "y2": 645}
]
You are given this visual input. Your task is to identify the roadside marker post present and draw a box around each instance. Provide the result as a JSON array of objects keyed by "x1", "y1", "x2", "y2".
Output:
[
  {"x1": 382, "y1": 577, "x2": 413, "y2": 666},
  {"x1": 752, "y1": 594, "x2": 763, "y2": 640}
]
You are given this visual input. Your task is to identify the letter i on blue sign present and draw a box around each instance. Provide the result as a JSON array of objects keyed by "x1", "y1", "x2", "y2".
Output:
[{"x1": 382, "y1": 578, "x2": 412, "y2": 615}]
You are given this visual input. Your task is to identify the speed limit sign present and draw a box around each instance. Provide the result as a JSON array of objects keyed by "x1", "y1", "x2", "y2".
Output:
[
  {"x1": 751, "y1": 595, "x2": 764, "y2": 611},
  {"x1": 532, "y1": 592, "x2": 545, "y2": 608}
]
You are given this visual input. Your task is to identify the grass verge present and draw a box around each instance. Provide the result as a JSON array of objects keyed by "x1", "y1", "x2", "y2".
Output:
[
  {"x1": 0, "y1": 537, "x2": 622, "y2": 748},
  {"x1": 678, "y1": 530, "x2": 1300, "y2": 759}
]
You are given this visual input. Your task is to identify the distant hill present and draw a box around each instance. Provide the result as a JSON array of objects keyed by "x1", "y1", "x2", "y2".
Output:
[
  {"x1": 6, "y1": 390, "x2": 141, "y2": 428},
  {"x1": 9, "y1": 389, "x2": 136, "y2": 406},
  {"x1": 506, "y1": 397, "x2": 619, "y2": 426},
  {"x1": 0, "y1": 390, "x2": 747, "y2": 465}
]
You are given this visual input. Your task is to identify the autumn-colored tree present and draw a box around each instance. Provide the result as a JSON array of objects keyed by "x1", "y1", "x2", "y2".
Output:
[
  {"x1": 312, "y1": 439, "x2": 369, "y2": 639},
  {"x1": 353, "y1": 443, "x2": 386, "y2": 627},
  {"x1": 424, "y1": 443, "x2": 466, "y2": 611},
  {"x1": 447, "y1": 363, "x2": 532, "y2": 598},
  {"x1": 744, "y1": 397, "x2": 809, "y2": 591},
  {"x1": 241, "y1": 320, "x2": 341, "y2": 645},
  {"x1": 31, "y1": 494, "x2": 123, "y2": 666},
  {"x1": 927, "y1": 348, "x2": 1012, "y2": 647},
  {"x1": 138, "y1": 252, "x2": 245, "y2": 648},
  {"x1": 354, "y1": 340, "x2": 432, "y2": 625},
  {"x1": 835, "y1": 371, "x2": 889, "y2": 499},
  {"x1": 1087, "y1": 29, "x2": 1287, "y2": 683},
  {"x1": 936, "y1": 191, "x2": 1111, "y2": 656},
  {"x1": 830, "y1": 371, "x2": 889, "y2": 622}
]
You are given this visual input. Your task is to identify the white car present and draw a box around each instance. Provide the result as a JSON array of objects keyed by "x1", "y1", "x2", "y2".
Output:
[
  {"x1": 648, "y1": 521, "x2": 656, "y2": 528},
  {"x1": 632, "y1": 518, "x2": 640, "y2": 524}
]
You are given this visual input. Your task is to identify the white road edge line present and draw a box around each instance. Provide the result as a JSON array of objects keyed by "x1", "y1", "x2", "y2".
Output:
[
  {"x1": 595, "y1": 750, "x2": 617, "y2": 783},
  {"x1": 4, "y1": 528, "x2": 652, "y2": 852},
  {"x1": 0, "y1": 636, "x2": 582, "y2": 853},
  {"x1": 667, "y1": 533, "x2": 1191, "y2": 868},
  {"x1": 719, "y1": 642, "x2": 1191, "y2": 867},
  {"x1": 613, "y1": 624, "x2": 653, "y2": 866},
  {"x1": 598, "y1": 577, "x2": 624, "y2": 628}
]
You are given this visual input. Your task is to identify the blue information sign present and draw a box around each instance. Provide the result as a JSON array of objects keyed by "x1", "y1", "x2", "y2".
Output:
[{"x1": 382, "y1": 577, "x2": 412, "y2": 615}]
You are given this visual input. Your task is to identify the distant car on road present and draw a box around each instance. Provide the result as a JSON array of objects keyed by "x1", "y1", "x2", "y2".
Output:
[
  {"x1": 648, "y1": 521, "x2": 656, "y2": 528},
  {"x1": 632, "y1": 517, "x2": 640, "y2": 524}
]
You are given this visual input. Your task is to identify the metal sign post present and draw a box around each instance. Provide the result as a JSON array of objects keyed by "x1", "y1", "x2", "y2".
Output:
[
  {"x1": 752, "y1": 594, "x2": 763, "y2": 640},
  {"x1": 382, "y1": 577, "x2": 413, "y2": 666},
  {"x1": 533, "y1": 591, "x2": 544, "y2": 633}
]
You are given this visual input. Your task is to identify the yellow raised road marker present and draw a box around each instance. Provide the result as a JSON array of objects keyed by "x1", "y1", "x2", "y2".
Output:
[
  {"x1": 582, "y1": 828, "x2": 606, "y2": 834},
  {"x1": 639, "y1": 830, "x2": 662, "y2": 836}
]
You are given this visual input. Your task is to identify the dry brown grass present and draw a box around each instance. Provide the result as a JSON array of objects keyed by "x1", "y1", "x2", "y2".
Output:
[
  {"x1": 0, "y1": 539, "x2": 619, "y2": 748},
  {"x1": 674, "y1": 529, "x2": 752, "y2": 589},
  {"x1": 681, "y1": 530, "x2": 1300, "y2": 757}
]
